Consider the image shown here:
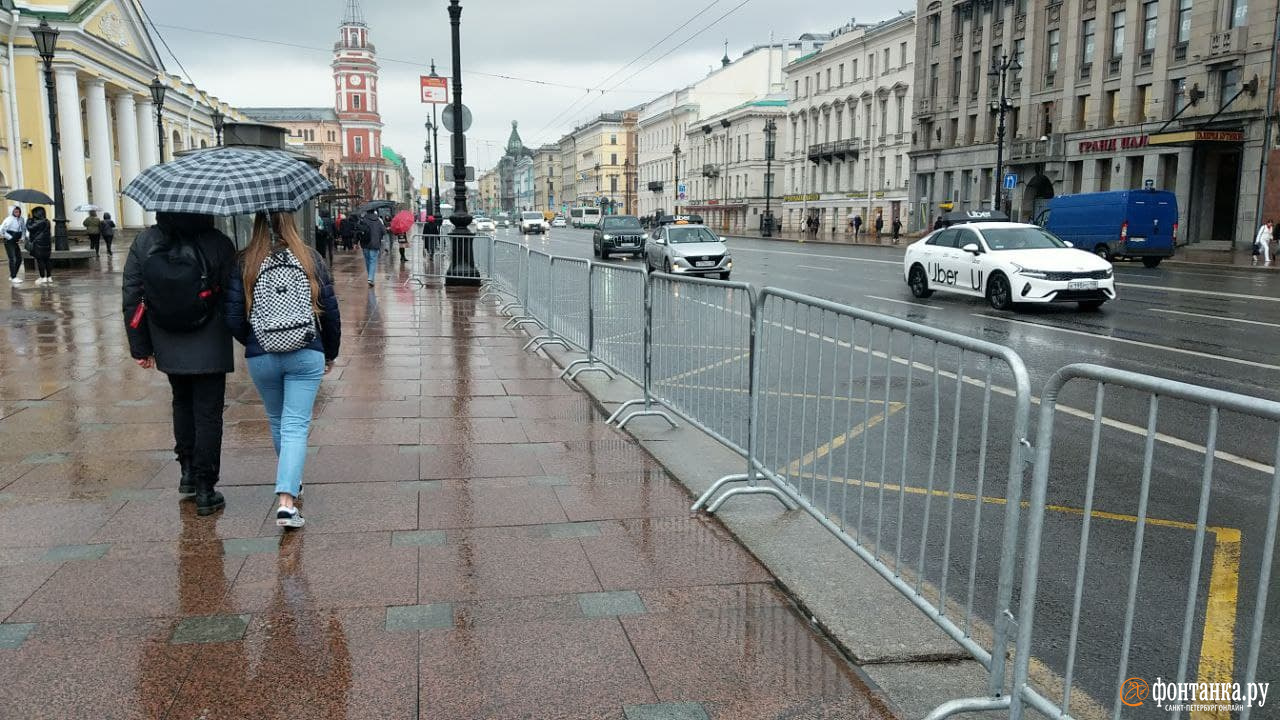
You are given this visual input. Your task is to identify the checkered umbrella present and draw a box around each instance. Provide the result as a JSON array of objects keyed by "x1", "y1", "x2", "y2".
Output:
[{"x1": 122, "y1": 147, "x2": 333, "y2": 216}]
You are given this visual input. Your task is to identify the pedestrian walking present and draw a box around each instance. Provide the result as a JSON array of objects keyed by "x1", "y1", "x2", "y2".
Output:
[
  {"x1": 423, "y1": 214, "x2": 441, "y2": 254},
  {"x1": 27, "y1": 206, "x2": 52, "y2": 284},
  {"x1": 224, "y1": 211, "x2": 341, "y2": 529},
  {"x1": 933, "y1": 215, "x2": 945, "y2": 231},
  {"x1": 122, "y1": 212, "x2": 237, "y2": 516},
  {"x1": 358, "y1": 210, "x2": 385, "y2": 285},
  {"x1": 874, "y1": 212, "x2": 884, "y2": 241},
  {"x1": 2, "y1": 206, "x2": 25, "y2": 284},
  {"x1": 390, "y1": 210, "x2": 413, "y2": 263},
  {"x1": 100, "y1": 212, "x2": 116, "y2": 255},
  {"x1": 338, "y1": 213, "x2": 355, "y2": 251},
  {"x1": 891, "y1": 217, "x2": 902, "y2": 243},
  {"x1": 852, "y1": 214, "x2": 862, "y2": 239},
  {"x1": 315, "y1": 208, "x2": 336, "y2": 265},
  {"x1": 1254, "y1": 220, "x2": 1273, "y2": 266},
  {"x1": 84, "y1": 209, "x2": 102, "y2": 256}
]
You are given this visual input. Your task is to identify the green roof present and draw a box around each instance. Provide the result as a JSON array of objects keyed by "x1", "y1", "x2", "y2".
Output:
[
  {"x1": 382, "y1": 146, "x2": 405, "y2": 166},
  {"x1": 749, "y1": 99, "x2": 788, "y2": 107}
]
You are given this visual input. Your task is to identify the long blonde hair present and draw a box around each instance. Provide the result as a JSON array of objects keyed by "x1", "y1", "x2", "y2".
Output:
[{"x1": 242, "y1": 212, "x2": 322, "y2": 314}]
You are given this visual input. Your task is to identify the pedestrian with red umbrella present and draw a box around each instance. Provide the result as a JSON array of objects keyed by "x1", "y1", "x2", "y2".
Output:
[{"x1": 389, "y1": 209, "x2": 413, "y2": 263}]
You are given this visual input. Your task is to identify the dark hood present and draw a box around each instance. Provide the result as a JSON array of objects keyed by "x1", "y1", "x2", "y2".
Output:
[
  {"x1": 156, "y1": 212, "x2": 215, "y2": 236},
  {"x1": 29, "y1": 207, "x2": 46, "y2": 221}
]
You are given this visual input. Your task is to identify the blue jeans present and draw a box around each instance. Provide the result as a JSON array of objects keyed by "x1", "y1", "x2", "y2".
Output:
[
  {"x1": 363, "y1": 248, "x2": 379, "y2": 283},
  {"x1": 246, "y1": 349, "x2": 325, "y2": 498}
]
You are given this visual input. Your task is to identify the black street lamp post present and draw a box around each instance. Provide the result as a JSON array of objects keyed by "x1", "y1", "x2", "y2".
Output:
[
  {"x1": 426, "y1": 59, "x2": 442, "y2": 216},
  {"x1": 445, "y1": 0, "x2": 478, "y2": 285},
  {"x1": 30, "y1": 18, "x2": 68, "y2": 251},
  {"x1": 762, "y1": 118, "x2": 776, "y2": 237},
  {"x1": 150, "y1": 77, "x2": 167, "y2": 162},
  {"x1": 212, "y1": 108, "x2": 225, "y2": 146},
  {"x1": 672, "y1": 143, "x2": 681, "y2": 215},
  {"x1": 988, "y1": 53, "x2": 1020, "y2": 214}
]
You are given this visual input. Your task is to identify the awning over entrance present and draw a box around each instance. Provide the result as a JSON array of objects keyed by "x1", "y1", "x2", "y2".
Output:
[{"x1": 1147, "y1": 129, "x2": 1245, "y2": 146}]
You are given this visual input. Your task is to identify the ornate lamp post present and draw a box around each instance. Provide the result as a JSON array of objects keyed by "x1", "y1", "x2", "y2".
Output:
[
  {"x1": 211, "y1": 107, "x2": 225, "y2": 146},
  {"x1": 988, "y1": 53, "x2": 1020, "y2": 214},
  {"x1": 30, "y1": 18, "x2": 68, "y2": 251},
  {"x1": 762, "y1": 118, "x2": 777, "y2": 237},
  {"x1": 445, "y1": 0, "x2": 479, "y2": 285},
  {"x1": 672, "y1": 143, "x2": 681, "y2": 215},
  {"x1": 149, "y1": 77, "x2": 168, "y2": 161},
  {"x1": 425, "y1": 59, "x2": 443, "y2": 215}
]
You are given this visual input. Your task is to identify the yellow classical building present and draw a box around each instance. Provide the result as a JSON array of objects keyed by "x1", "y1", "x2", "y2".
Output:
[{"x1": 0, "y1": 0, "x2": 241, "y2": 230}]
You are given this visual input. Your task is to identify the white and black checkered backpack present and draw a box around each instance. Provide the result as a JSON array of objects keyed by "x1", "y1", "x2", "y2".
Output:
[{"x1": 249, "y1": 249, "x2": 317, "y2": 354}]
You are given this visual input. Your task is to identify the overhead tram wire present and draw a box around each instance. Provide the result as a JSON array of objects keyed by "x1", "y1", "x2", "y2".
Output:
[{"x1": 530, "y1": 0, "x2": 726, "y2": 142}]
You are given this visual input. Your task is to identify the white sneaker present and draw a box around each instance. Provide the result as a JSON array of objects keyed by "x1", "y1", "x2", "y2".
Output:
[
  {"x1": 276, "y1": 505, "x2": 305, "y2": 528},
  {"x1": 10, "y1": 276, "x2": 21, "y2": 284}
]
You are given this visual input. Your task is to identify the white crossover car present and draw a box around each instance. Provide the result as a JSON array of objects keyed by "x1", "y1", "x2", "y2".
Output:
[
  {"x1": 903, "y1": 221, "x2": 1116, "y2": 311},
  {"x1": 474, "y1": 217, "x2": 496, "y2": 233}
]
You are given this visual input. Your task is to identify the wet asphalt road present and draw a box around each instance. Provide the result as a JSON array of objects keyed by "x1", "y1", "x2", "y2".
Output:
[{"x1": 497, "y1": 225, "x2": 1280, "y2": 718}]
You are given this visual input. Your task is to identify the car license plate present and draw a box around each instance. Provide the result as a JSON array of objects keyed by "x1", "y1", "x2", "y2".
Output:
[
  {"x1": 1128, "y1": 236, "x2": 1146, "y2": 243},
  {"x1": 695, "y1": 261, "x2": 715, "y2": 268},
  {"x1": 1067, "y1": 280, "x2": 1098, "y2": 290},
  {"x1": 620, "y1": 242, "x2": 636, "y2": 247}
]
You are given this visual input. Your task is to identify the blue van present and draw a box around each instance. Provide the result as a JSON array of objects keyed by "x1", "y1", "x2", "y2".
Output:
[{"x1": 1036, "y1": 190, "x2": 1178, "y2": 268}]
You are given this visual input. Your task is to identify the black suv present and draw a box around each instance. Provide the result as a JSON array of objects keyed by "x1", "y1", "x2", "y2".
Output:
[{"x1": 593, "y1": 215, "x2": 647, "y2": 260}]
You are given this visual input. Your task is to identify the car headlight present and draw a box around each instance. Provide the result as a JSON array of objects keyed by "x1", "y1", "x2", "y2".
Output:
[
  {"x1": 1102, "y1": 267, "x2": 1114, "y2": 279},
  {"x1": 642, "y1": 233, "x2": 650, "y2": 240},
  {"x1": 671, "y1": 256, "x2": 691, "y2": 267},
  {"x1": 602, "y1": 234, "x2": 613, "y2": 240},
  {"x1": 1013, "y1": 265, "x2": 1050, "y2": 279}
]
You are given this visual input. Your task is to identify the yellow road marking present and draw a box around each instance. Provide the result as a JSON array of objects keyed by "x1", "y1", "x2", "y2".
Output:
[
  {"x1": 790, "y1": 470, "x2": 1241, "y2": 698},
  {"x1": 783, "y1": 403, "x2": 905, "y2": 480},
  {"x1": 655, "y1": 352, "x2": 750, "y2": 385}
]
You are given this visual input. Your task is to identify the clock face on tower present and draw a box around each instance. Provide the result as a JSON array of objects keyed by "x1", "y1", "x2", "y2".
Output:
[{"x1": 349, "y1": 75, "x2": 363, "y2": 88}]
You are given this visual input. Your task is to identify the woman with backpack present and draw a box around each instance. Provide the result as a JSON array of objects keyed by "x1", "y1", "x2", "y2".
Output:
[
  {"x1": 100, "y1": 212, "x2": 117, "y2": 255},
  {"x1": 224, "y1": 211, "x2": 341, "y2": 529},
  {"x1": 27, "y1": 206, "x2": 53, "y2": 284}
]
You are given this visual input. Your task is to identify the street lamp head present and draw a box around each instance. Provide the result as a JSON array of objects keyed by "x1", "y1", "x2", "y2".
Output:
[
  {"x1": 149, "y1": 77, "x2": 167, "y2": 108},
  {"x1": 429, "y1": 58, "x2": 438, "y2": 78},
  {"x1": 30, "y1": 17, "x2": 58, "y2": 63},
  {"x1": 211, "y1": 108, "x2": 225, "y2": 133}
]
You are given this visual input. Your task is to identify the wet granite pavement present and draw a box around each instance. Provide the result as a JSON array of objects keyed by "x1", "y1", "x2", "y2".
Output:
[{"x1": 0, "y1": 251, "x2": 892, "y2": 720}]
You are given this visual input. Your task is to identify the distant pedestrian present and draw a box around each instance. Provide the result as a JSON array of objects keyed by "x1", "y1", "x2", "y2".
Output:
[
  {"x1": 27, "y1": 207, "x2": 52, "y2": 284},
  {"x1": 315, "y1": 208, "x2": 336, "y2": 265},
  {"x1": 1254, "y1": 220, "x2": 1273, "y2": 266},
  {"x1": 2, "y1": 206, "x2": 25, "y2": 284},
  {"x1": 852, "y1": 214, "x2": 862, "y2": 238},
  {"x1": 390, "y1": 210, "x2": 414, "y2": 263},
  {"x1": 83, "y1": 209, "x2": 102, "y2": 256},
  {"x1": 338, "y1": 213, "x2": 355, "y2": 251},
  {"x1": 358, "y1": 210, "x2": 386, "y2": 285},
  {"x1": 933, "y1": 215, "x2": 945, "y2": 231},
  {"x1": 100, "y1": 212, "x2": 116, "y2": 255},
  {"x1": 874, "y1": 213, "x2": 884, "y2": 241},
  {"x1": 224, "y1": 211, "x2": 341, "y2": 530},
  {"x1": 891, "y1": 217, "x2": 902, "y2": 243},
  {"x1": 423, "y1": 214, "x2": 441, "y2": 254},
  {"x1": 122, "y1": 212, "x2": 237, "y2": 516}
]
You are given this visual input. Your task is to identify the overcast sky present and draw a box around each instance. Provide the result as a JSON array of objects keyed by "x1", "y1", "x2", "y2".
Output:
[{"x1": 144, "y1": 0, "x2": 907, "y2": 183}]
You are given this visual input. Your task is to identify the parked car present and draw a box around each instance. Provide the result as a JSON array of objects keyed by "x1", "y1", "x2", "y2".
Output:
[
  {"x1": 520, "y1": 211, "x2": 550, "y2": 234},
  {"x1": 1034, "y1": 189, "x2": 1178, "y2": 267},
  {"x1": 644, "y1": 217, "x2": 731, "y2": 280},
  {"x1": 593, "y1": 215, "x2": 647, "y2": 259},
  {"x1": 551, "y1": 216, "x2": 567, "y2": 228},
  {"x1": 496, "y1": 218, "x2": 510, "y2": 229},
  {"x1": 904, "y1": 219, "x2": 1115, "y2": 311},
  {"x1": 474, "y1": 217, "x2": 496, "y2": 233}
]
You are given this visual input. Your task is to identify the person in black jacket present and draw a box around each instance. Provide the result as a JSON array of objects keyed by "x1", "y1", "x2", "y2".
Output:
[
  {"x1": 122, "y1": 212, "x2": 236, "y2": 516},
  {"x1": 224, "y1": 211, "x2": 340, "y2": 529},
  {"x1": 315, "y1": 208, "x2": 336, "y2": 265},
  {"x1": 27, "y1": 206, "x2": 52, "y2": 284}
]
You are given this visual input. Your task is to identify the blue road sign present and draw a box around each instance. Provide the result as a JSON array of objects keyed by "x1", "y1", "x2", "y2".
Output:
[{"x1": 1003, "y1": 173, "x2": 1018, "y2": 190}]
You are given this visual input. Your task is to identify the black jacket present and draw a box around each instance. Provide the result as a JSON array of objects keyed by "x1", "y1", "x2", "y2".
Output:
[
  {"x1": 358, "y1": 214, "x2": 385, "y2": 251},
  {"x1": 122, "y1": 214, "x2": 236, "y2": 375},
  {"x1": 27, "y1": 209, "x2": 51, "y2": 259},
  {"x1": 224, "y1": 247, "x2": 341, "y2": 363}
]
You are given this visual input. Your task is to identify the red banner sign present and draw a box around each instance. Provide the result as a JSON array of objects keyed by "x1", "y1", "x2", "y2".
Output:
[
  {"x1": 420, "y1": 76, "x2": 448, "y2": 104},
  {"x1": 1078, "y1": 135, "x2": 1149, "y2": 154}
]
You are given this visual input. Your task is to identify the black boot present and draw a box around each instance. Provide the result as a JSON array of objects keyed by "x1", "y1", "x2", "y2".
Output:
[
  {"x1": 399, "y1": 248, "x2": 407, "y2": 263},
  {"x1": 177, "y1": 454, "x2": 196, "y2": 497},
  {"x1": 194, "y1": 475, "x2": 225, "y2": 516}
]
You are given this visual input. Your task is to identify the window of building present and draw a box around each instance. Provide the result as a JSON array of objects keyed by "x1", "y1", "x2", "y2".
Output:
[
  {"x1": 805, "y1": 77, "x2": 811, "y2": 96},
  {"x1": 896, "y1": 96, "x2": 905, "y2": 133},
  {"x1": 1105, "y1": 90, "x2": 1119, "y2": 126},
  {"x1": 826, "y1": 68, "x2": 831, "y2": 89},
  {"x1": 610, "y1": 134, "x2": 617, "y2": 145},
  {"x1": 951, "y1": 57, "x2": 962, "y2": 103},
  {"x1": 833, "y1": 163, "x2": 841, "y2": 191},
  {"x1": 870, "y1": 53, "x2": 876, "y2": 77},
  {"x1": 1076, "y1": 94, "x2": 1091, "y2": 130},
  {"x1": 1016, "y1": 0, "x2": 1028, "y2": 16},
  {"x1": 1176, "y1": 0, "x2": 1193, "y2": 43},
  {"x1": 1081, "y1": 19, "x2": 1096, "y2": 68},
  {"x1": 970, "y1": 51, "x2": 982, "y2": 96},
  {"x1": 1142, "y1": 1, "x2": 1158, "y2": 52},
  {"x1": 900, "y1": 42, "x2": 908, "y2": 68},
  {"x1": 838, "y1": 64, "x2": 844, "y2": 86},
  {"x1": 794, "y1": 80, "x2": 800, "y2": 99},
  {"x1": 1012, "y1": 39, "x2": 1025, "y2": 80},
  {"x1": 354, "y1": 136, "x2": 363, "y2": 154},
  {"x1": 610, "y1": 176, "x2": 618, "y2": 193},
  {"x1": 968, "y1": 113, "x2": 978, "y2": 144},
  {"x1": 929, "y1": 63, "x2": 940, "y2": 98},
  {"x1": 1220, "y1": 66, "x2": 1242, "y2": 107},
  {"x1": 353, "y1": 94, "x2": 362, "y2": 109},
  {"x1": 879, "y1": 99, "x2": 888, "y2": 137},
  {"x1": 929, "y1": 14, "x2": 941, "y2": 45},
  {"x1": 1047, "y1": 29, "x2": 1060, "y2": 73},
  {"x1": 1111, "y1": 11, "x2": 1125, "y2": 59},
  {"x1": 1230, "y1": 0, "x2": 1247, "y2": 28},
  {"x1": 894, "y1": 155, "x2": 903, "y2": 188},
  {"x1": 1171, "y1": 78, "x2": 1189, "y2": 116},
  {"x1": 949, "y1": 118, "x2": 960, "y2": 146},
  {"x1": 852, "y1": 58, "x2": 859, "y2": 78},
  {"x1": 1135, "y1": 84, "x2": 1152, "y2": 122},
  {"x1": 883, "y1": 48, "x2": 891, "y2": 72},
  {"x1": 1041, "y1": 102, "x2": 1054, "y2": 135},
  {"x1": 1097, "y1": 159, "x2": 1112, "y2": 191}
]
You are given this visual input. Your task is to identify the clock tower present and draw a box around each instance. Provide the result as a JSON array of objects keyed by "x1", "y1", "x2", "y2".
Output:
[{"x1": 333, "y1": 0, "x2": 386, "y2": 204}]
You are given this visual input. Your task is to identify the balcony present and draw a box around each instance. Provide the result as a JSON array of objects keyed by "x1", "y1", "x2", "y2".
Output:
[
  {"x1": 647, "y1": 180, "x2": 664, "y2": 192},
  {"x1": 1008, "y1": 134, "x2": 1064, "y2": 162},
  {"x1": 1207, "y1": 27, "x2": 1248, "y2": 63},
  {"x1": 807, "y1": 139, "x2": 861, "y2": 163}
]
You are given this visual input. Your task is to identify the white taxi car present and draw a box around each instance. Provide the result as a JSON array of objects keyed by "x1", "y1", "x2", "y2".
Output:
[
  {"x1": 474, "y1": 217, "x2": 496, "y2": 233},
  {"x1": 903, "y1": 217, "x2": 1115, "y2": 311}
]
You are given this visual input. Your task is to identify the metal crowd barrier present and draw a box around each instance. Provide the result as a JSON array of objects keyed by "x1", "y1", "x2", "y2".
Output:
[
  {"x1": 571, "y1": 262, "x2": 646, "y2": 383},
  {"x1": 482, "y1": 238, "x2": 525, "y2": 308},
  {"x1": 514, "y1": 250, "x2": 555, "y2": 343},
  {"x1": 692, "y1": 286, "x2": 1034, "y2": 705},
  {"x1": 403, "y1": 231, "x2": 493, "y2": 286},
  {"x1": 924, "y1": 364, "x2": 1280, "y2": 720}
]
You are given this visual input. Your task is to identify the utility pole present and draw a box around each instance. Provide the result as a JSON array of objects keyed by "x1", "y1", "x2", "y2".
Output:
[
  {"x1": 445, "y1": 0, "x2": 478, "y2": 285},
  {"x1": 763, "y1": 118, "x2": 776, "y2": 237},
  {"x1": 989, "y1": 53, "x2": 1020, "y2": 214}
]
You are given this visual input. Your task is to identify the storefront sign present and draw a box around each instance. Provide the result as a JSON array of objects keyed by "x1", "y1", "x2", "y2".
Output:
[
  {"x1": 1078, "y1": 134, "x2": 1148, "y2": 154},
  {"x1": 1148, "y1": 130, "x2": 1245, "y2": 145},
  {"x1": 844, "y1": 191, "x2": 887, "y2": 199},
  {"x1": 783, "y1": 193, "x2": 820, "y2": 202}
]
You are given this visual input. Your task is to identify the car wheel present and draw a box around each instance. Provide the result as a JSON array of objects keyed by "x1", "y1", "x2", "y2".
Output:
[
  {"x1": 1141, "y1": 256, "x2": 1163, "y2": 268},
  {"x1": 908, "y1": 264, "x2": 933, "y2": 298},
  {"x1": 1078, "y1": 300, "x2": 1106, "y2": 311},
  {"x1": 592, "y1": 243, "x2": 600, "y2": 258},
  {"x1": 987, "y1": 272, "x2": 1016, "y2": 311},
  {"x1": 1093, "y1": 245, "x2": 1112, "y2": 262}
]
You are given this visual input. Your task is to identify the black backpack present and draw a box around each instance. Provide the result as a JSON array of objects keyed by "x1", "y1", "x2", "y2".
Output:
[
  {"x1": 354, "y1": 220, "x2": 371, "y2": 248},
  {"x1": 141, "y1": 235, "x2": 219, "y2": 332}
]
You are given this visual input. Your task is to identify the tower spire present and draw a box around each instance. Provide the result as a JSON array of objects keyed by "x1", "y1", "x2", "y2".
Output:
[
  {"x1": 344, "y1": 0, "x2": 364, "y2": 25},
  {"x1": 721, "y1": 39, "x2": 730, "y2": 67}
]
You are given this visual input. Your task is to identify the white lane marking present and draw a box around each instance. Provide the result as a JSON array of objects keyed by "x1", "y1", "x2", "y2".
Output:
[
  {"x1": 1150, "y1": 308, "x2": 1280, "y2": 329},
  {"x1": 1117, "y1": 283, "x2": 1280, "y2": 303},
  {"x1": 730, "y1": 246, "x2": 901, "y2": 265},
  {"x1": 1116, "y1": 271, "x2": 1266, "y2": 282},
  {"x1": 796, "y1": 265, "x2": 838, "y2": 272},
  {"x1": 975, "y1": 314, "x2": 1280, "y2": 372},
  {"x1": 866, "y1": 295, "x2": 931, "y2": 307}
]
